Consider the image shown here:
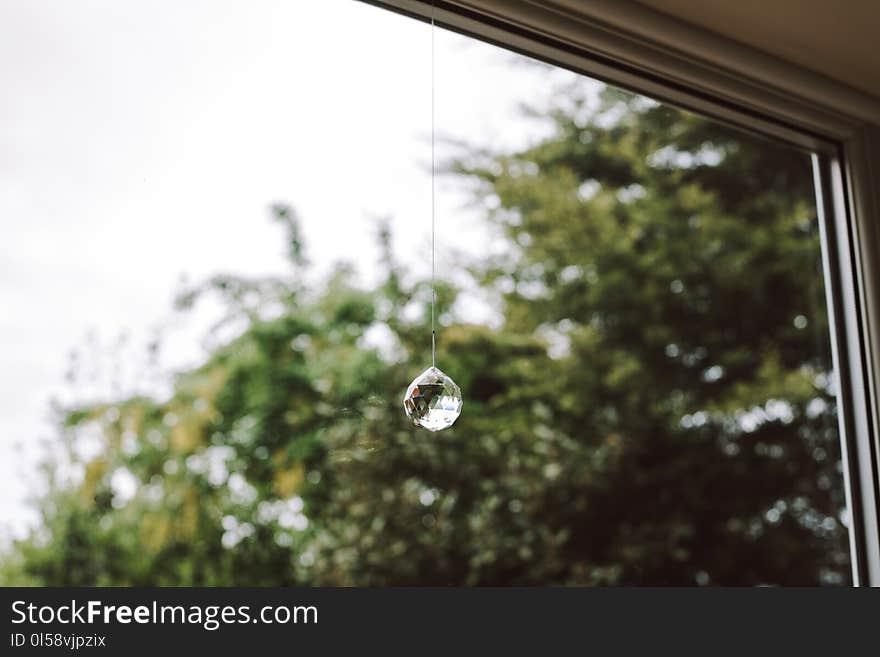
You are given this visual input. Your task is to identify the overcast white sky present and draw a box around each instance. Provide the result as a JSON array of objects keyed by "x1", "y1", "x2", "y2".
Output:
[{"x1": 0, "y1": 0, "x2": 586, "y2": 538}]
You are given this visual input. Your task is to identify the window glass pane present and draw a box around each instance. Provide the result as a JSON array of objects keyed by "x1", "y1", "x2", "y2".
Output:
[{"x1": 0, "y1": 0, "x2": 850, "y2": 585}]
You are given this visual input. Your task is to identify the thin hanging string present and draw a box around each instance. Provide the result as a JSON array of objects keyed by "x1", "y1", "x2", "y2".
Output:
[{"x1": 430, "y1": 2, "x2": 436, "y2": 369}]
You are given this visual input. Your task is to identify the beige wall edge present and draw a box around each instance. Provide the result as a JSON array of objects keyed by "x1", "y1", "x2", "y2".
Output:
[{"x1": 535, "y1": 0, "x2": 880, "y2": 128}]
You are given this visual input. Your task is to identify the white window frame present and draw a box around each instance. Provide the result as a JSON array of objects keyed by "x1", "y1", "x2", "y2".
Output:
[{"x1": 365, "y1": 0, "x2": 880, "y2": 586}]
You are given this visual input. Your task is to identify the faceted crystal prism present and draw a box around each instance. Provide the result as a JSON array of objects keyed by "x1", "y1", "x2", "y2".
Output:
[{"x1": 403, "y1": 366, "x2": 463, "y2": 431}]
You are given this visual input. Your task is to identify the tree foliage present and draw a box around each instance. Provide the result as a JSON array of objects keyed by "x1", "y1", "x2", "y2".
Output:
[{"x1": 1, "y1": 85, "x2": 849, "y2": 586}]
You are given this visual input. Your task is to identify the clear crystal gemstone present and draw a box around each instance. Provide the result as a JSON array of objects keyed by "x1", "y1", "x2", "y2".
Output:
[{"x1": 403, "y1": 366, "x2": 462, "y2": 431}]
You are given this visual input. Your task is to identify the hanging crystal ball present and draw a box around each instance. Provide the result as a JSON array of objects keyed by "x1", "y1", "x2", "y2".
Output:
[{"x1": 403, "y1": 366, "x2": 462, "y2": 431}]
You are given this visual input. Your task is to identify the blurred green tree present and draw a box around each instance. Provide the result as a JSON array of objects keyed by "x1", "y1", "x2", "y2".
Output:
[{"x1": 0, "y1": 85, "x2": 849, "y2": 586}]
